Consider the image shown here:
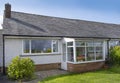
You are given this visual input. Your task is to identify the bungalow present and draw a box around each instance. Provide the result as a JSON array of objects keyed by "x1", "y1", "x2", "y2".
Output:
[{"x1": 0, "y1": 3, "x2": 120, "y2": 74}]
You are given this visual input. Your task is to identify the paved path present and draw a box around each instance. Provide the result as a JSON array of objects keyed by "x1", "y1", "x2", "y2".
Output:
[
  {"x1": 36, "y1": 69, "x2": 68, "y2": 81},
  {"x1": 0, "y1": 69, "x2": 68, "y2": 83},
  {"x1": 0, "y1": 74, "x2": 18, "y2": 83}
]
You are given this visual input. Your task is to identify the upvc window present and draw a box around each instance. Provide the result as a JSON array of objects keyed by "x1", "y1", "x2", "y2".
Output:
[
  {"x1": 52, "y1": 40, "x2": 59, "y2": 53},
  {"x1": 23, "y1": 40, "x2": 30, "y2": 53},
  {"x1": 95, "y1": 41, "x2": 103, "y2": 60},
  {"x1": 67, "y1": 42, "x2": 74, "y2": 62},
  {"x1": 76, "y1": 41, "x2": 86, "y2": 61},
  {"x1": 23, "y1": 39, "x2": 59, "y2": 54},
  {"x1": 76, "y1": 41, "x2": 104, "y2": 62}
]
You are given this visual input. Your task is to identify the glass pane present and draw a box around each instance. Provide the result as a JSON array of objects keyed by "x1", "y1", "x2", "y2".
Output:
[
  {"x1": 96, "y1": 47, "x2": 103, "y2": 60},
  {"x1": 95, "y1": 41, "x2": 103, "y2": 46},
  {"x1": 67, "y1": 47, "x2": 74, "y2": 62},
  {"x1": 76, "y1": 41, "x2": 85, "y2": 46},
  {"x1": 86, "y1": 47, "x2": 95, "y2": 61},
  {"x1": 76, "y1": 47, "x2": 85, "y2": 62},
  {"x1": 96, "y1": 52, "x2": 103, "y2": 60},
  {"x1": 94, "y1": 41, "x2": 103, "y2": 60},
  {"x1": 96, "y1": 47, "x2": 102, "y2": 52},
  {"x1": 52, "y1": 40, "x2": 58, "y2": 52},
  {"x1": 23, "y1": 40, "x2": 30, "y2": 53},
  {"x1": 67, "y1": 42, "x2": 73, "y2": 46},
  {"x1": 86, "y1": 41, "x2": 94, "y2": 46},
  {"x1": 31, "y1": 40, "x2": 52, "y2": 53}
]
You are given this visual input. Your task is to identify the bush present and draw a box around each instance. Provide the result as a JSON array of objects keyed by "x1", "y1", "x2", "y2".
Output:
[
  {"x1": 7, "y1": 56, "x2": 35, "y2": 80},
  {"x1": 110, "y1": 46, "x2": 120, "y2": 65}
]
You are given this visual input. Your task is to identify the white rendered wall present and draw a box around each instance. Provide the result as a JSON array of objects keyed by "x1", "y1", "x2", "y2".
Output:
[
  {"x1": 5, "y1": 39, "x2": 22, "y2": 67},
  {"x1": 29, "y1": 55, "x2": 61, "y2": 64},
  {"x1": 5, "y1": 38, "x2": 62, "y2": 67}
]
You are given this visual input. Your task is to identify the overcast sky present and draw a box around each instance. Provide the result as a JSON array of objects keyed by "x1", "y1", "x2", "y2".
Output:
[{"x1": 0, "y1": 0, "x2": 119, "y2": 29}]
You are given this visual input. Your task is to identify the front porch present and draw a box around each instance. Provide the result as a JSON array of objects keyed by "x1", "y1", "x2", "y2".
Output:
[{"x1": 61, "y1": 38, "x2": 106, "y2": 72}]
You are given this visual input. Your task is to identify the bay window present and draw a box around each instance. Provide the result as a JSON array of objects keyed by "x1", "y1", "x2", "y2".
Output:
[{"x1": 23, "y1": 39, "x2": 59, "y2": 54}]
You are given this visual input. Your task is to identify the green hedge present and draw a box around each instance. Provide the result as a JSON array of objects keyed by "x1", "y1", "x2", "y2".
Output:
[
  {"x1": 7, "y1": 56, "x2": 35, "y2": 80},
  {"x1": 110, "y1": 46, "x2": 120, "y2": 65}
]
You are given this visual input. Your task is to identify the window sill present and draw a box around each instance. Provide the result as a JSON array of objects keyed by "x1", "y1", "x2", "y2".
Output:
[
  {"x1": 67, "y1": 60, "x2": 105, "y2": 64},
  {"x1": 20, "y1": 53, "x2": 61, "y2": 57}
]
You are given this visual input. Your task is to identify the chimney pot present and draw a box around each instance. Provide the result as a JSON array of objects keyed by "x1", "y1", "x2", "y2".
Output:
[{"x1": 5, "y1": 3, "x2": 11, "y2": 18}]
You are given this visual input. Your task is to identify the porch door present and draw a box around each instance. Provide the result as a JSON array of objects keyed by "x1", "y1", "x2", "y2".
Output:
[
  {"x1": 61, "y1": 43, "x2": 67, "y2": 70},
  {"x1": 61, "y1": 38, "x2": 75, "y2": 70}
]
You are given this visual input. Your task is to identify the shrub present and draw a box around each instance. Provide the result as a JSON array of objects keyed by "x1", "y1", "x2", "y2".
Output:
[
  {"x1": 7, "y1": 56, "x2": 35, "y2": 80},
  {"x1": 109, "y1": 46, "x2": 120, "y2": 65}
]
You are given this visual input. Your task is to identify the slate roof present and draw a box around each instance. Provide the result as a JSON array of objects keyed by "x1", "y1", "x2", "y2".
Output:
[{"x1": 3, "y1": 11, "x2": 120, "y2": 39}]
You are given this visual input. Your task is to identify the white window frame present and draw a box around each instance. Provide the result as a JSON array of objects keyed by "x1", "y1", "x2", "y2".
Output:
[
  {"x1": 22, "y1": 39, "x2": 60, "y2": 55},
  {"x1": 66, "y1": 40, "x2": 105, "y2": 63},
  {"x1": 52, "y1": 40, "x2": 59, "y2": 53},
  {"x1": 66, "y1": 39, "x2": 76, "y2": 62}
]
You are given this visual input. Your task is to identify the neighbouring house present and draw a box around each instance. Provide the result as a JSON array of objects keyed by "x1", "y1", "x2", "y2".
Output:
[{"x1": 0, "y1": 3, "x2": 120, "y2": 74}]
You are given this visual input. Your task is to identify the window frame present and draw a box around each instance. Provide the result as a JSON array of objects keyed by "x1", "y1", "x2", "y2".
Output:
[
  {"x1": 22, "y1": 39, "x2": 60, "y2": 55},
  {"x1": 70, "y1": 40, "x2": 105, "y2": 63},
  {"x1": 51, "y1": 40, "x2": 59, "y2": 53}
]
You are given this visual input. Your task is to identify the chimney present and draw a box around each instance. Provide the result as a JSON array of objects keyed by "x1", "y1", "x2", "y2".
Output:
[{"x1": 4, "y1": 3, "x2": 11, "y2": 18}]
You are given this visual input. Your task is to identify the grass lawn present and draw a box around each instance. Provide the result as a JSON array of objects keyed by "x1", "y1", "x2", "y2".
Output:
[{"x1": 39, "y1": 66, "x2": 120, "y2": 83}]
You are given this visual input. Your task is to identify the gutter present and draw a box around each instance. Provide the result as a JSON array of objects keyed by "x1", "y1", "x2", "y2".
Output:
[{"x1": 3, "y1": 34, "x2": 118, "y2": 39}]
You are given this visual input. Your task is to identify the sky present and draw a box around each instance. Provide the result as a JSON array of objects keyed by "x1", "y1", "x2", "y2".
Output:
[{"x1": 0, "y1": 0, "x2": 120, "y2": 29}]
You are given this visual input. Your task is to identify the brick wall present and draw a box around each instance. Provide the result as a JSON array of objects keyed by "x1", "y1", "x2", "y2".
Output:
[
  {"x1": 35, "y1": 63, "x2": 61, "y2": 71},
  {"x1": 0, "y1": 63, "x2": 61, "y2": 74},
  {"x1": 67, "y1": 61, "x2": 105, "y2": 72}
]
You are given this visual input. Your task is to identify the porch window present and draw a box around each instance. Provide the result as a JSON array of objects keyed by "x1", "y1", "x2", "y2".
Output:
[
  {"x1": 65, "y1": 39, "x2": 105, "y2": 63},
  {"x1": 86, "y1": 41, "x2": 95, "y2": 61},
  {"x1": 76, "y1": 41, "x2": 85, "y2": 62},
  {"x1": 95, "y1": 41, "x2": 103, "y2": 60},
  {"x1": 76, "y1": 41, "x2": 104, "y2": 62},
  {"x1": 67, "y1": 42, "x2": 74, "y2": 62},
  {"x1": 23, "y1": 39, "x2": 59, "y2": 54}
]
